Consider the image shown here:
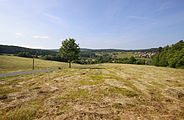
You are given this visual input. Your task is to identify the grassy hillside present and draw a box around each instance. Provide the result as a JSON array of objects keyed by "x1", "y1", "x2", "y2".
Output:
[
  {"x1": 116, "y1": 52, "x2": 135, "y2": 58},
  {"x1": 0, "y1": 55, "x2": 69, "y2": 73},
  {"x1": 0, "y1": 63, "x2": 184, "y2": 119}
]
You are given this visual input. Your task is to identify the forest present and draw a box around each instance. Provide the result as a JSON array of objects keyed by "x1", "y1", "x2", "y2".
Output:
[
  {"x1": 0, "y1": 45, "x2": 57, "y2": 56},
  {"x1": 152, "y1": 40, "x2": 184, "y2": 68}
]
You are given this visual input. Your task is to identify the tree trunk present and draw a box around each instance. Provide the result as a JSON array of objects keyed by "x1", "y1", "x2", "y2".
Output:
[{"x1": 69, "y1": 62, "x2": 71, "y2": 68}]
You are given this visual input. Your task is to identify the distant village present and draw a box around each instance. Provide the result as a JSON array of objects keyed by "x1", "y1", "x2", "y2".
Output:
[{"x1": 135, "y1": 52, "x2": 156, "y2": 58}]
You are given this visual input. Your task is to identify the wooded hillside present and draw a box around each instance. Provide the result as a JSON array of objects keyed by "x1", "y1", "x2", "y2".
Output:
[
  {"x1": 152, "y1": 40, "x2": 184, "y2": 68},
  {"x1": 0, "y1": 45, "x2": 57, "y2": 56}
]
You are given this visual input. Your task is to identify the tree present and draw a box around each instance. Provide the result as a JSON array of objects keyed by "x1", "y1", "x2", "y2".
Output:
[
  {"x1": 152, "y1": 40, "x2": 184, "y2": 68},
  {"x1": 128, "y1": 56, "x2": 136, "y2": 64},
  {"x1": 59, "y1": 38, "x2": 80, "y2": 68},
  {"x1": 136, "y1": 59, "x2": 145, "y2": 65}
]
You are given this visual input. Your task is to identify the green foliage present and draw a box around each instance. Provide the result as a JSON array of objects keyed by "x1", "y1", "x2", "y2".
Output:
[
  {"x1": 136, "y1": 59, "x2": 145, "y2": 65},
  {"x1": 39, "y1": 54, "x2": 67, "y2": 62},
  {"x1": 59, "y1": 38, "x2": 80, "y2": 68},
  {"x1": 152, "y1": 40, "x2": 184, "y2": 68},
  {"x1": 128, "y1": 56, "x2": 136, "y2": 64},
  {"x1": 87, "y1": 48, "x2": 158, "y2": 53},
  {"x1": 79, "y1": 51, "x2": 97, "y2": 58},
  {"x1": 17, "y1": 52, "x2": 32, "y2": 58}
]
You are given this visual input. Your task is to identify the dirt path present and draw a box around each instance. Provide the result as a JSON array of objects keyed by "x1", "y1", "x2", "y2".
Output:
[{"x1": 0, "y1": 69, "x2": 56, "y2": 77}]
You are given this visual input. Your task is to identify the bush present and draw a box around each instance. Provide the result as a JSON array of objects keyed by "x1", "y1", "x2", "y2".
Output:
[
  {"x1": 17, "y1": 52, "x2": 32, "y2": 58},
  {"x1": 136, "y1": 59, "x2": 145, "y2": 65},
  {"x1": 128, "y1": 56, "x2": 136, "y2": 64}
]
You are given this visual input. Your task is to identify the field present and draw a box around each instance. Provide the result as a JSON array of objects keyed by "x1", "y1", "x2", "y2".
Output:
[
  {"x1": 115, "y1": 52, "x2": 135, "y2": 58},
  {"x1": 0, "y1": 55, "x2": 70, "y2": 73},
  {"x1": 0, "y1": 60, "x2": 184, "y2": 119},
  {"x1": 95, "y1": 52, "x2": 135, "y2": 58}
]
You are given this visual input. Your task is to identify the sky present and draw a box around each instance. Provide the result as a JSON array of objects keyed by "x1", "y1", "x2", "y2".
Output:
[{"x1": 0, "y1": 0, "x2": 184, "y2": 49}]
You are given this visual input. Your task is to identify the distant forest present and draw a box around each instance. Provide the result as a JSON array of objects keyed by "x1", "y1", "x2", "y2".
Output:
[
  {"x1": 0, "y1": 45, "x2": 57, "y2": 56},
  {"x1": 81, "y1": 48, "x2": 158, "y2": 53},
  {"x1": 54, "y1": 48, "x2": 158, "y2": 53}
]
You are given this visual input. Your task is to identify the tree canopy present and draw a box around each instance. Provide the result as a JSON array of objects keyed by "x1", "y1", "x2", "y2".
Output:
[
  {"x1": 152, "y1": 40, "x2": 184, "y2": 68},
  {"x1": 59, "y1": 38, "x2": 80, "y2": 68}
]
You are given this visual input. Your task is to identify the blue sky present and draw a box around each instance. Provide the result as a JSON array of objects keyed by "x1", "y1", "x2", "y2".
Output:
[{"x1": 0, "y1": 0, "x2": 184, "y2": 49}]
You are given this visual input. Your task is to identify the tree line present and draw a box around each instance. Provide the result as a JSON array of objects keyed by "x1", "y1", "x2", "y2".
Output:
[
  {"x1": 76, "y1": 56, "x2": 147, "y2": 65},
  {"x1": 152, "y1": 40, "x2": 184, "y2": 68},
  {"x1": 0, "y1": 45, "x2": 57, "y2": 56}
]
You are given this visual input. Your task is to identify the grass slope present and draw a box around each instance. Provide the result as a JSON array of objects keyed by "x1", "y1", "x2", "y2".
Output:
[
  {"x1": 0, "y1": 63, "x2": 184, "y2": 119},
  {"x1": 0, "y1": 55, "x2": 69, "y2": 73},
  {"x1": 116, "y1": 52, "x2": 135, "y2": 58}
]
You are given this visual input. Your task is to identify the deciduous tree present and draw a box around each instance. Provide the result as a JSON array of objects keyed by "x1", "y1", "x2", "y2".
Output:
[{"x1": 59, "y1": 38, "x2": 80, "y2": 68}]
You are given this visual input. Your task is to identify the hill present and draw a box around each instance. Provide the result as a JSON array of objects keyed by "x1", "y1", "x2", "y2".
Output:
[
  {"x1": 49, "y1": 48, "x2": 158, "y2": 53},
  {"x1": 0, "y1": 45, "x2": 57, "y2": 56},
  {"x1": 0, "y1": 63, "x2": 184, "y2": 119},
  {"x1": 0, "y1": 55, "x2": 69, "y2": 73},
  {"x1": 0, "y1": 44, "x2": 158, "y2": 55}
]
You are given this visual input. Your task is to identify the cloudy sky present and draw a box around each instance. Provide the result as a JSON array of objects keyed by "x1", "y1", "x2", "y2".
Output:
[{"x1": 0, "y1": 0, "x2": 184, "y2": 49}]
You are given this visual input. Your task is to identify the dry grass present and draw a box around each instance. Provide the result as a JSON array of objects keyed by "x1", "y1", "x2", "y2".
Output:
[{"x1": 0, "y1": 63, "x2": 184, "y2": 119}]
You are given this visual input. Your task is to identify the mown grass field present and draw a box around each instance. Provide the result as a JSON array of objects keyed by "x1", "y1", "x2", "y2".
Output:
[
  {"x1": 0, "y1": 60, "x2": 184, "y2": 119},
  {"x1": 0, "y1": 55, "x2": 70, "y2": 73}
]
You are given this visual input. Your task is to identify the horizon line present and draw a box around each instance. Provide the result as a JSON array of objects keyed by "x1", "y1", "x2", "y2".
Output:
[{"x1": 0, "y1": 43, "x2": 159, "y2": 51}]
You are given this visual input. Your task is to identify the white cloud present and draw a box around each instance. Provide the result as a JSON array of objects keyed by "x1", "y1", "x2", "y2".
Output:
[
  {"x1": 33, "y1": 35, "x2": 49, "y2": 39},
  {"x1": 43, "y1": 12, "x2": 67, "y2": 26},
  {"x1": 15, "y1": 32, "x2": 23, "y2": 38},
  {"x1": 43, "y1": 13, "x2": 60, "y2": 21}
]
